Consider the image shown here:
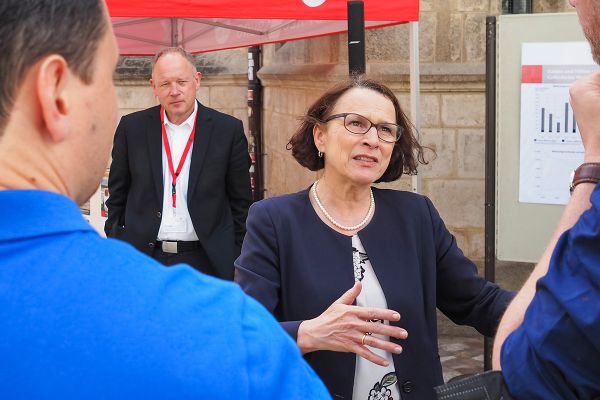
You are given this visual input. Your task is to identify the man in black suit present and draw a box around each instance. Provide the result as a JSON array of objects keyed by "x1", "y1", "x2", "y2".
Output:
[{"x1": 105, "y1": 47, "x2": 251, "y2": 280}]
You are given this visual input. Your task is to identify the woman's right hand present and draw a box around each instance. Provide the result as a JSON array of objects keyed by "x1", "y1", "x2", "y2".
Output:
[{"x1": 297, "y1": 281, "x2": 408, "y2": 367}]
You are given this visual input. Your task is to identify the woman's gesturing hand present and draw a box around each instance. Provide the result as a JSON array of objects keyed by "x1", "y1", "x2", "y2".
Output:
[{"x1": 297, "y1": 281, "x2": 408, "y2": 366}]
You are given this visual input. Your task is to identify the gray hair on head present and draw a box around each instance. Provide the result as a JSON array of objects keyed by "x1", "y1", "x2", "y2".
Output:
[{"x1": 152, "y1": 47, "x2": 197, "y2": 70}]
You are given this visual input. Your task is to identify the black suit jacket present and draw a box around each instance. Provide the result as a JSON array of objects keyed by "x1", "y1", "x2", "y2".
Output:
[
  {"x1": 235, "y1": 188, "x2": 514, "y2": 400},
  {"x1": 105, "y1": 101, "x2": 252, "y2": 279}
]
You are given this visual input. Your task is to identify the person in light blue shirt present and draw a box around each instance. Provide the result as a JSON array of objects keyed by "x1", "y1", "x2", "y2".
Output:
[{"x1": 0, "y1": 1, "x2": 329, "y2": 399}]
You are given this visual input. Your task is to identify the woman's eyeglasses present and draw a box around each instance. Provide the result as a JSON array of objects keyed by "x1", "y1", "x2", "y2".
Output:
[{"x1": 323, "y1": 113, "x2": 402, "y2": 143}]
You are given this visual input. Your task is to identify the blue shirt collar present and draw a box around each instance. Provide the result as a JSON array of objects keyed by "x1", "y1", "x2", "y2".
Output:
[{"x1": 0, "y1": 190, "x2": 95, "y2": 241}]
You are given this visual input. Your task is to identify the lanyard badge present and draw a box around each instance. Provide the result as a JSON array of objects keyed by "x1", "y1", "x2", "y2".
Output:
[{"x1": 160, "y1": 106, "x2": 198, "y2": 215}]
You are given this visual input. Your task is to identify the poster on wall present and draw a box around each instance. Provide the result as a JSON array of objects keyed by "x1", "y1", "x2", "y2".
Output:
[
  {"x1": 79, "y1": 200, "x2": 91, "y2": 223},
  {"x1": 100, "y1": 172, "x2": 110, "y2": 218},
  {"x1": 81, "y1": 168, "x2": 110, "y2": 236},
  {"x1": 519, "y1": 42, "x2": 598, "y2": 205}
]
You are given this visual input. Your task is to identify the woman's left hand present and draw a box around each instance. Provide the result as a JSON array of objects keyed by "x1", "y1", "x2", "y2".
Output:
[{"x1": 297, "y1": 281, "x2": 408, "y2": 366}]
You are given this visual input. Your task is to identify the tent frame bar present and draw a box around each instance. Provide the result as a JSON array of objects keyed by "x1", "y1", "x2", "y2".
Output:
[
  {"x1": 409, "y1": 21, "x2": 421, "y2": 194},
  {"x1": 182, "y1": 18, "x2": 267, "y2": 35},
  {"x1": 114, "y1": 33, "x2": 169, "y2": 47}
]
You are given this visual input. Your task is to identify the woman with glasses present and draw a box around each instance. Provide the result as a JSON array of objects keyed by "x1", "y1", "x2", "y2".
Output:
[{"x1": 235, "y1": 77, "x2": 513, "y2": 400}]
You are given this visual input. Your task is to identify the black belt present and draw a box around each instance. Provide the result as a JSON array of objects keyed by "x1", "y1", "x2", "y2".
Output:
[{"x1": 156, "y1": 240, "x2": 201, "y2": 254}]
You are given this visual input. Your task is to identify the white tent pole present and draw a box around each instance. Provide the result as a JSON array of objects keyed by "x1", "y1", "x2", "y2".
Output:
[{"x1": 409, "y1": 21, "x2": 421, "y2": 194}]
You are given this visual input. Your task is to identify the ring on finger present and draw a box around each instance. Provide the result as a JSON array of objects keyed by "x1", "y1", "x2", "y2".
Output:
[{"x1": 361, "y1": 332, "x2": 372, "y2": 346}]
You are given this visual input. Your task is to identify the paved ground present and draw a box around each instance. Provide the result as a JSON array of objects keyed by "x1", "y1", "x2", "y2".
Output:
[{"x1": 438, "y1": 335, "x2": 485, "y2": 382}]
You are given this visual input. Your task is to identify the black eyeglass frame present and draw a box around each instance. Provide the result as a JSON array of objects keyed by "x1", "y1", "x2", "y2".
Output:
[{"x1": 322, "y1": 112, "x2": 402, "y2": 143}]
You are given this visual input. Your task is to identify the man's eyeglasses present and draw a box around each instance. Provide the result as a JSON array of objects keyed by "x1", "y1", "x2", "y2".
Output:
[{"x1": 323, "y1": 113, "x2": 402, "y2": 143}]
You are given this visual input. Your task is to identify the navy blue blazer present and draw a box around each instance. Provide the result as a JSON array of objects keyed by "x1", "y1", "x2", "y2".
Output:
[{"x1": 235, "y1": 187, "x2": 513, "y2": 400}]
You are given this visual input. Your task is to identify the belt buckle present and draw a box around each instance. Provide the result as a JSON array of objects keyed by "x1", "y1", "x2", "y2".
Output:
[{"x1": 161, "y1": 241, "x2": 178, "y2": 254}]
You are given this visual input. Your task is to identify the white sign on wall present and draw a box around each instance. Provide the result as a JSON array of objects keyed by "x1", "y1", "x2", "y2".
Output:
[{"x1": 519, "y1": 42, "x2": 598, "y2": 205}]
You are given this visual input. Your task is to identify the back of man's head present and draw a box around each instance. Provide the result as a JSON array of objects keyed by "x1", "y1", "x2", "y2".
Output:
[
  {"x1": 571, "y1": 0, "x2": 600, "y2": 63},
  {"x1": 0, "y1": 0, "x2": 106, "y2": 133},
  {"x1": 0, "y1": 0, "x2": 118, "y2": 205}
]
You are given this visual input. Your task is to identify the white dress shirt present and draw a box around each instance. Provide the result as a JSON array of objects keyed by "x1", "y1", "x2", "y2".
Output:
[{"x1": 157, "y1": 101, "x2": 199, "y2": 241}]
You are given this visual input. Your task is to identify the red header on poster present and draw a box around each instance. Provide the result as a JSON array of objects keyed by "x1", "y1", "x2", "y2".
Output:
[{"x1": 522, "y1": 65, "x2": 543, "y2": 83}]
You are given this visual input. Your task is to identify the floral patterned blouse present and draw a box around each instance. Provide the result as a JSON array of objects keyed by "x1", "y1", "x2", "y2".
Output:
[{"x1": 352, "y1": 235, "x2": 401, "y2": 400}]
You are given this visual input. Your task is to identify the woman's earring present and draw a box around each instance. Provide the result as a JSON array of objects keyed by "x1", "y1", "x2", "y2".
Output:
[{"x1": 317, "y1": 151, "x2": 323, "y2": 158}]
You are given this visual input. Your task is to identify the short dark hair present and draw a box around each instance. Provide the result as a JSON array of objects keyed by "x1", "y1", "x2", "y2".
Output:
[
  {"x1": 287, "y1": 76, "x2": 427, "y2": 183},
  {"x1": 0, "y1": 0, "x2": 107, "y2": 131}
]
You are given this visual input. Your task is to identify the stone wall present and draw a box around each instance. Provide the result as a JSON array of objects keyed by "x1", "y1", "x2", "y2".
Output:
[
  {"x1": 533, "y1": 0, "x2": 572, "y2": 12},
  {"x1": 113, "y1": 1, "x2": 576, "y2": 337}
]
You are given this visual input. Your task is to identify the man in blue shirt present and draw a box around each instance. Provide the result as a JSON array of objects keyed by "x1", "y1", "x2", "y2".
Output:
[
  {"x1": 0, "y1": 1, "x2": 329, "y2": 398},
  {"x1": 492, "y1": 1, "x2": 600, "y2": 398},
  {"x1": 435, "y1": 1, "x2": 600, "y2": 399}
]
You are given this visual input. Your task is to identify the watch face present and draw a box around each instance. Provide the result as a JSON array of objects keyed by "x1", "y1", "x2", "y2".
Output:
[{"x1": 569, "y1": 168, "x2": 580, "y2": 193}]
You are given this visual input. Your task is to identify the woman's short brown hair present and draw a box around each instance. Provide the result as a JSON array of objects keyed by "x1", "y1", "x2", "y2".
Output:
[{"x1": 287, "y1": 76, "x2": 427, "y2": 183}]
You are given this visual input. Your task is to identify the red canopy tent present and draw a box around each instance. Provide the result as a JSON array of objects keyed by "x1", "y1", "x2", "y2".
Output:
[
  {"x1": 106, "y1": 0, "x2": 419, "y2": 55},
  {"x1": 105, "y1": 0, "x2": 422, "y2": 193}
]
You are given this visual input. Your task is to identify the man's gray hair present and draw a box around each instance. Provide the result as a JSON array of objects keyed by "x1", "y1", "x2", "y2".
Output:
[{"x1": 152, "y1": 47, "x2": 197, "y2": 70}]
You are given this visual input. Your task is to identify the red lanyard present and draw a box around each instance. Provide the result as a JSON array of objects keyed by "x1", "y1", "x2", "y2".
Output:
[{"x1": 160, "y1": 106, "x2": 198, "y2": 209}]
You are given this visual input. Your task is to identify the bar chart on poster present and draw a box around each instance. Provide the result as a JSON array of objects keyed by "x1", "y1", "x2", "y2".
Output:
[
  {"x1": 519, "y1": 42, "x2": 598, "y2": 205},
  {"x1": 537, "y1": 87, "x2": 577, "y2": 136}
]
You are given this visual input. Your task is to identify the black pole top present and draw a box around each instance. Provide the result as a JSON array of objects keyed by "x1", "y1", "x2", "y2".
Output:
[{"x1": 347, "y1": 1, "x2": 366, "y2": 75}]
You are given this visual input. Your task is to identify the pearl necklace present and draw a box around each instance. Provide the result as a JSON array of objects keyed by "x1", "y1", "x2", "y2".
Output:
[{"x1": 311, "y1": 180, "x2": 375, "y2": 231}]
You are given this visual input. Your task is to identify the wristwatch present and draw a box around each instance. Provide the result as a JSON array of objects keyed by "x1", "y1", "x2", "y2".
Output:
[{"x1": 569, "y1": 162, "x2": 600, "y2": 194}]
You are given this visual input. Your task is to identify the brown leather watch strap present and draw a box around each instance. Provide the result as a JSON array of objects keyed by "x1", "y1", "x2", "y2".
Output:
[{"x1": 570, "y1": 162, "x2": 600, "y2": 194}]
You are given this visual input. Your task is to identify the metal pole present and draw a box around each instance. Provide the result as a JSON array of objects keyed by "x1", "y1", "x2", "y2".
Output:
[
  {"x1": 511, "y1": 0, "x2": 532, "y2": 14},
  {"x1": 409, "y1": 21, "x2": 421, "y2": 194},
  {"x1": 170, "y1": 18, "x2": 179, "y2": 47},
  {"x1": 347, "y1": 1, "x2": 366, "y2": 75},
  {"x1": 484, "y1": 15, "x2": 497, "y2": 371},
  {"x1": 502, "y1": 0, "x2": 532, "y2": 14},
  {"x1": 247, "y1": 46, "x2": 264, "y2": 201}
]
